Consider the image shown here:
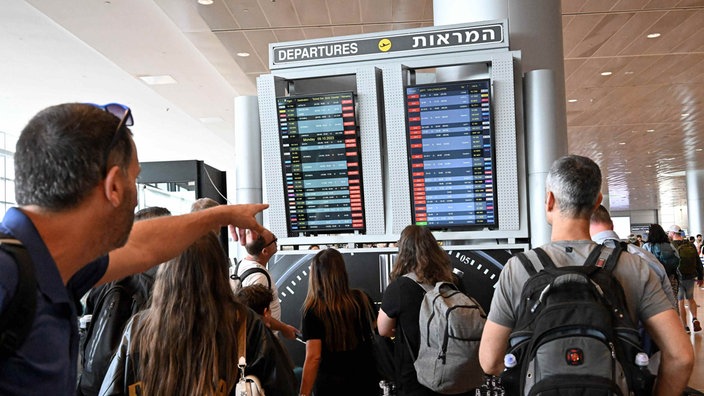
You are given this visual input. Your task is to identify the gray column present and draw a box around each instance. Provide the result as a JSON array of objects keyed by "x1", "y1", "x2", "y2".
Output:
[
  {"x1": 234, "y1": 96, "x2": 262, "y2": 258},
  {"x1": 525, "y1": 70, "x2": 568, "y2": 246},
  {"x1": 434, "y1": 0, "x2": 566, "y2": 247},
  {"x1": 687, "y1": 170, "x2": 704, "y2": 236}
]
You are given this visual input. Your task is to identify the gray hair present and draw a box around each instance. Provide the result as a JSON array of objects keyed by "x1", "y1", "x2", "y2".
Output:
[{"x1": 545, "y1": 155, "x2": 602, "y2": 219}]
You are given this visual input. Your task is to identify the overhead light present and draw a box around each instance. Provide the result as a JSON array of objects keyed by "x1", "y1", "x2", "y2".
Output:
[
  {"x1": 624, "y1": 71, "x2": 634, "y2": 75},
  {"x1": 198, "y1": 0, "x2": 214, "y2": 5},
  {"x1": 567, "y1": 99, "x2": 578, "y2": 103},
  {"x1": 138, "y1": 75, "x2": 177, "y2": 85},
  {"x1": 236, "y1": 52, "x2": 250, "y2": 57},
  {"x1": 618, "y1": 142, "x2": 626, "y2": 145},
  {"x1": 646, "y1": 33, "x2": 661, "y2": 39},
  {"x1": 681, "y1": 113, "x2": 690, "y2": 118},
  {"x1": 600, "y1": 71, "x2": 612, "y2": 76},
  {"x1": 646, "y1": 129, "x2": 655, "y2": 132},
  {"x1": 697, "y1": 148, "x2": 703, "y2": 152}
]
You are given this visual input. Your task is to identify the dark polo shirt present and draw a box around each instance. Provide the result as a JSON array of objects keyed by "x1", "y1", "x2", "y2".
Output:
[{"x1": 0, "y1": 207, "x2": 108, "y2": 395}]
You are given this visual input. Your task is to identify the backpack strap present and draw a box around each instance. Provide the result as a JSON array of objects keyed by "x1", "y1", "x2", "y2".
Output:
[
  {"x1": 533, "y1": 247, "x2": 557, "y2": 270},
  {"x1": 517, "y1": 244, "x2": 606, "y2": 277},
  {"x1": 240, "y1": 267, "x2": 272, "y2": 289},
  {"x1": 515, "y1": 252, "x2": 538, "y2": 276},
  {"x1": 601, "y1": 241, "x2": 625, "y2": 273},
  {"x1": 0, "y1": 235, "x2": 37, "y2": 359}
]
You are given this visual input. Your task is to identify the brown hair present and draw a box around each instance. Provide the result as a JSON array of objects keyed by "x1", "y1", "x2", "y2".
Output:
[
  {"x1": 391, "y1": 225, "x2": 453, "y2": 284},
  {"x1": 303, "y1": 248, "x2": 369, "y2": 351},
  {"x1": 131, "y1": 232, "x2": 245, "y2": 395},
  {"x1": 236, "y1": 284, "x2": 273, "y2": 316}
]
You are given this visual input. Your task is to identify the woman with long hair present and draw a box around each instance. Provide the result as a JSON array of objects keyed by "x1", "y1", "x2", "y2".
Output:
[
  {"x1": 99, "y1": 232, "x2": 296, "y2": 396},
  {"x1": 299, "y1": 248, "x2": 378, "y2": 396},
  {"x1": 377, "y1": 225, "x2": 459, "y2": 396},
  {"x1": 642, "y1": 223, "x2": 680, "y2": 306}
]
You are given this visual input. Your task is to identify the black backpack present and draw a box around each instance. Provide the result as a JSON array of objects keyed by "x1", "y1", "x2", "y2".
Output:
[
  {"x1": 502, "y1": 244, "x2": 654, "y2": 396},
  {"x1": 675, "y1": 241, "x2": 700, "y2": 279},
  {"x1": 77, "y1": 274, "x2": 153, "y2": 396},
  {"x1": 0, "y1": 233, "x2": 36, "y2": 359}
]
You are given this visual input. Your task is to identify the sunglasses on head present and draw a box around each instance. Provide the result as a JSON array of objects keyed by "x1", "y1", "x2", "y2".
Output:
[{"x1": 87, "y1": 103, "x2": 134, "y2": 171}]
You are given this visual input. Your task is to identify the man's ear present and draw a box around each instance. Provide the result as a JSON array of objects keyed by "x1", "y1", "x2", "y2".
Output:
[
  {"x1": 103, "y1": 166, "x2": 124, "y2": 208},
  {"x1": 594, "y1": 192, "x2": 603, "y2": 211},
  {"x1": 545, "y1": 191, "x2": 556, "y2": 212}
]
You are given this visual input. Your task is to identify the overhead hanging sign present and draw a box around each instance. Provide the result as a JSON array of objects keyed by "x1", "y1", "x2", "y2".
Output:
[{"x1": 270, "y1": 21, "x2": 507, "y2": 69}]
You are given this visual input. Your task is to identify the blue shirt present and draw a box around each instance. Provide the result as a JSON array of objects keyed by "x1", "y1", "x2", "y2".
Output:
[{"x1": 0, "y1": 208, "x2": 108, "y2": 395}]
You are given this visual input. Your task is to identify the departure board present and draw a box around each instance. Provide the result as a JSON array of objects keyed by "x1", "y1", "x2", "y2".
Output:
[
  {"x1": 405, "y1": 79, "x2": 497, "y2": 229},
  {"x1": 277, "y1": 92, "x2": 365, "y2": 234}
]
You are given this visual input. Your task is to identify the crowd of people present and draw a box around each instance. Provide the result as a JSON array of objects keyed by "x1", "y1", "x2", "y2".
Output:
[{"x1": 0, "y1": 102, "x2": 701, "y2": 396}]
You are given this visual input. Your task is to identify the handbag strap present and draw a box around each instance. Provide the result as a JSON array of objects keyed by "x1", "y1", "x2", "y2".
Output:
[{"x1": 236, "y1": 313, "x2": 247, "y2": 384}]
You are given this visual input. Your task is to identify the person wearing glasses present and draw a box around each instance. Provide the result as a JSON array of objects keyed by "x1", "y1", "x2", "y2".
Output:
[
  {"x1": 236, "y1": 228, "x2": 299, "y2": 339},
  {"x1": 0, "y1": 103, "x2": 267, "y2": 396}
]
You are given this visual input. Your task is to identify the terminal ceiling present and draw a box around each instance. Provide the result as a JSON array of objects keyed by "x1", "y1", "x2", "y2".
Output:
[{"x1": 9, "y1": 0, "x2": 704, "y2": 213}]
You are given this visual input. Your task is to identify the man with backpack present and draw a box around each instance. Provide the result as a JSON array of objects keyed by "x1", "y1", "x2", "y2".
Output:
[
  {"x1": 235, "y1": 228, "x2": 298, "y2": 340},
  {"x1": 479, "y1": 155, "x2": 692, "y2": 395},
  {"x1": 669, "y1": 225, "x2": 703, "y2": 333},
  {"x1": 589, "y1": 205, "x2": 676, "y2": 309},
  {"x1": 0, "y1": 103, "x2": 267, "y2": 396}
]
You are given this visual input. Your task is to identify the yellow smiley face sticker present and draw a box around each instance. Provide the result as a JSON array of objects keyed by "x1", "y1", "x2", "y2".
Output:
[{"x1": 378, "y1": 38, "x2": 392, "y2": 52}]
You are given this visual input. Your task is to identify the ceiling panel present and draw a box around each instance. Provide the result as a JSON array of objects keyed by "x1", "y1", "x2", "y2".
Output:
[
  {"x1": 272, "y1": 28, "x2": 307, "y2": 43},
  {"x1": 569, "y1": 13, "x2": 635, "y2": 58},
  {"x1": 391, "y1": 0, "x2": 429, "y2": 21},
  {"x1": 591, "y1": 12, "x2": 662, "y2": 56},
  {"x1": 612, "y1": 0, "x2": 647, "y2": 11},
  {"x1": 225, "y1": 0, "x2": 269, "y2": 29},
  {"x1": 291, "y1": 0, "x2": 331, "y2": 26},
  {"x1": 360, "y1": 0, "x2": 393, "y2": 23},
  {"x1": 327, "y1": 0, "x2": 361, "y2": 25},
  {"x1": 259, "y1": 0, "x2": 300, "y2": 28},
  {"x1": 196, "y1": 2, "x2": 239, "y2": 30},
  {"x1": 331, "y1": 25, "x2": 364, "y2": 36}
]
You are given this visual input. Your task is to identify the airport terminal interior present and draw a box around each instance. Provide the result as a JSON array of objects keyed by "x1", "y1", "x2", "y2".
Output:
[{"x1": 1, "y1": 0, "x2": 704, "y2": 393}]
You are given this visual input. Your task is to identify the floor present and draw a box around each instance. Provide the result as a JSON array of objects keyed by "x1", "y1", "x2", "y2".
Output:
[{"x1": 686, "y1": 285, "x2": 704, "y2": 391}]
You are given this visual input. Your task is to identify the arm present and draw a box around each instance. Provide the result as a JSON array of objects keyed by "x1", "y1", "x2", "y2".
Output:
[
  {"x1": 268, "y1": 317, "x2": 298, "y2": 340},
  {"x1": 299, "y1": 339, "x2": 322, "y2": 396},
  {"x1": 377, "y1": 308, "x2": 396, "y2": 337},
  {"x1": 643, "y1": 309, "x2": 693, "y2": 396},
  {"x1": 98, "y1": 204, "x2": 267, "y2": 286},
  {"x1": 479, "y1": 320, "x2": 512, "y2": 375}
]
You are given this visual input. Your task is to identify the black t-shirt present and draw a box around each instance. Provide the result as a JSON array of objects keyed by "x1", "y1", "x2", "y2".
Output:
[
  {"x1": 380, "y1": 276, "x2": 445, "y2": 396},
  {"x1": 301, "y1": 290, "x2": 378, "y2": 396}
]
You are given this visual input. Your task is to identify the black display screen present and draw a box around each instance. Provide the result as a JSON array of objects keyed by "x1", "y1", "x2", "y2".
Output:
[
  {"x1": 277, "y1": 92, "x2": 365, "y2": 235},
  {"x1": 405, "y1": 79, "x2": 497, "y2": 230}
]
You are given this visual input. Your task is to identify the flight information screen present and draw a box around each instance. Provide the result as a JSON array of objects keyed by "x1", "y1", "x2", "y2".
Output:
[
  {"x1": 405, "y1": 79, "x2": 497, "y2": 230},
  {"x1": 277, "y1": 92, "x2": 365, "y2": 235}
]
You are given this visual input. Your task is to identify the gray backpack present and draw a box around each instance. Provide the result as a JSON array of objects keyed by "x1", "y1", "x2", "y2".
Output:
[{"x1": 404, "y1": 273, "x2": 486, "y2": 394}]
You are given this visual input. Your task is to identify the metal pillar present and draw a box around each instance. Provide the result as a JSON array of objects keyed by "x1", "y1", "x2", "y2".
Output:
[
  {"x1": 234, "y1": 95, "x2": 262, "y2": 259},
  {"x1": 687, "y1": 170, "x2": 704, "y2": 236}
]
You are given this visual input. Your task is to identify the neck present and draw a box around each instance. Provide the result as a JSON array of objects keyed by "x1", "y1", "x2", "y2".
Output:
[
  {"x1": 21, "y1": 204, "x2": 110, "y2": 284},
  {"x1": 550, "y1": 214, "x2": 593, "y2": 242},
  {"x1": 246, "y1": 255, "x2": 266, "y2": 266}
]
